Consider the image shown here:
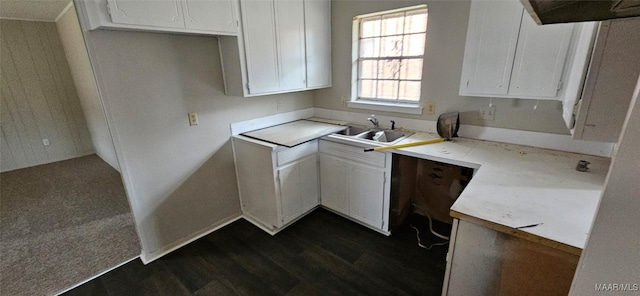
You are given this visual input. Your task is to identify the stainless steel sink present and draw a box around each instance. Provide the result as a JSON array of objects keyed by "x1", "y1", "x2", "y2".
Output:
[
  {"x1": 355, "y1": 130, "x2": 407, "y2": 142},
  {"x1": 336, "y1": 126, "x2": 369, "y2": 136},
  {"x1": 332, "y1": 125, "x2": 412, "y2": 144}
]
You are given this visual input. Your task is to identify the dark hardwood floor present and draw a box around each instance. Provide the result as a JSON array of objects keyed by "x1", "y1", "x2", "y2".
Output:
[{"x1": 63, "y1": 209, "x2": 448, "y2": 296}]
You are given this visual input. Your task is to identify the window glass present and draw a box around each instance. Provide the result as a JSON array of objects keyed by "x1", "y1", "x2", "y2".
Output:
[{"x1": 355, "y1": 7, "x2": 428, "y2": 103}]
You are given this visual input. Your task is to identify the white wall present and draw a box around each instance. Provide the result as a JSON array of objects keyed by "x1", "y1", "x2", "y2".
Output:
[
  {"x1": 570, "y1": 77, "x2": 640, "y2": 294},
  {"x1": 1, "y1": 19, "x2": 94, "y2": 172},
  {"x1": 79, "y1": 27, "x2": 313, "y2": 261},
  {"x1": 56, "y1": 5, "x2": 119, "y2": 170},
  {"x1": 314, "y1": 0, "x2": 571, "y2": 134}
]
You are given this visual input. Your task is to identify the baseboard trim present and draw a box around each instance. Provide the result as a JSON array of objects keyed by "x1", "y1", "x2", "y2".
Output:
[
  {"x1": 54, "y1": 255, "x2": 139, "y2": 295},
  {"x1": 1, "y1": 151, "x2": 96, "y2": 173},
  {"x1": 139, "y1": 213, "x2": 243, "y2": 264}
]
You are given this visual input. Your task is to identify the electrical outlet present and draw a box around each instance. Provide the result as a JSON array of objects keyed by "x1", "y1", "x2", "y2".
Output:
[
  {"x1": 479, "y1": 106, "x2": 496, "y2": 121},
  {"x1": 426, "y1": 102, "x2": 435, "y2": 115},
  {"x1": 277, "y1": 99, "x2": 283, "y2": 110},
  {"x1": 188, "y1": 112, "x2": 199, "y2": 126},
  {"x1": 42, "y1": 139, "x2": 50, "y2": 146}
]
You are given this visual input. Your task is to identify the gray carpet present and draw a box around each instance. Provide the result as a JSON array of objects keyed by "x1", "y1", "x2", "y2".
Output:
[{"x1": 1, "y1": 155, "x2": 140, "y2": 296}]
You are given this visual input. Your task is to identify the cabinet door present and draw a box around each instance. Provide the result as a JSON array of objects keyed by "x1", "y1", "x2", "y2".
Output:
[
  {"x1": 182, "y1": 0, "x2": 238, "y2": 34},
  {"x1": 278, "y1": 155, "x2": 318, "y2": 225},
  {"x1": 304, "y1": 0, "x2": 331, "y2": 88},
  {"x1": 106, "y1": 0, "x2": 185, "y2": 28},
  {"x1": 298, "y1": 155, "x2": 319, "y2": 213},
  {"x1": 459, "y1": 0, "x2": 523, "y2": 96},
  {"x1": 274, "y1": 0, "x2": 307, "y2": 91},
  {"x1": 278, "y1": 162, "x2": 302, "y2": 225},
  {"x1": 319, "y1": 154, "x2": 349, "y2": 215},
  {"x1": 240, "y1": 0, "x2": 280, "y2": 94},
  {"x1": 509, "y1": 16, "x2": 573, "y2": 98},
  {"x1": 349, "y1": 163, "x2": 385, "y2": 229}
]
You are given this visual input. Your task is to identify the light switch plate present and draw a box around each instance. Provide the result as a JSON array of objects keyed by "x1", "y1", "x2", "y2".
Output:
[{"x1": 188, "y1": 112, "x2": 199, "y2": 126}]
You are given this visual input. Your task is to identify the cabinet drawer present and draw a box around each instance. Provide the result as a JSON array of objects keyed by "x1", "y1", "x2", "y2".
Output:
[
  {"x1": 319, "y1": 140, "x2": 386, "y2": 168},
  {"x1": 276, "y1": 140, "x2": 318, "y2": 167}
]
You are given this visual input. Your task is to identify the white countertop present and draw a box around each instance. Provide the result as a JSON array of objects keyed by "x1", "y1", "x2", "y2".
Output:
[
  {"x1": 241, "y1": 119, "x2": 345, "y2": 147},
  {"x1": 325, "y1": 131, "x2": 610, "y2": 254}
]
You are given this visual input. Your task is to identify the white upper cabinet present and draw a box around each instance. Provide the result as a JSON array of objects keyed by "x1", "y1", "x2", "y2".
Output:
[
  {"x1": 221, "y1": 0, "x2": 332, "y2": 97},
  {"x1": 570, "y1": 18, "x2": 640, "y2": 142},
  {"x1": 274, "y1": 0, "x2": 307, "y2": 92},
  {"x1": 304, "y1": 0, "x2": 332, "y2": 89},
  {"x1": 509, "y1": 16, "x2": 573, "y2": 98},
  {"x1": 182, "y1": 0, "x2": 238, "y2": 34},
  {"x1": 241, "y1": 0, "x2": 280, "y2": 94},
  {"x1": 461, "y1": 0, "x2": 522, "y2": 95},
  {"x1": 106, "y1": 0, "x2": 185, "y2": 28},
  {"x1": 240, "y1": 0, "x2": 306, "y2": 94},
  {"x1": 460, "y1": 0, "x2": 577, "y2": 100},
  {"x1": 79, "y1": 0, "x2": 238, "y2": 35}
]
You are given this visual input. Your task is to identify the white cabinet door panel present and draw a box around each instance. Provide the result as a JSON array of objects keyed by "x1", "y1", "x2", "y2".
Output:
[
  {"x1": 299, "y1": 155, "x2": 319, "y2": 213},
  {"x1": 182, "y1": 0, "x2": 238, "y2": 33},
  {"x1": 319, "y1": 154, "x2": 349, "y2": 215},
  {"x1": 509, "y1": 17, "x2": 573, "y2": 98},
  {"x1": 349, "y1": 163, "x2": 385, "y2": 229},
  {"x1": 241, "y1": 0, "x2": 280, "y2": 94},
  {"x1": 106, "y1": 0, "x2": 185, "y2": 28},
  {"x1": 279, "y1": 163, "x2": 302, "y2": 225},
  {"x1": 274, "y1": 0, "x2": 306, "y2": 91},
  {"x1": 304, "y1": 0, "x2": 331, "y2": 88},
  {"x1": 460, "y1": 0, "x2": 522, "y2": 96}
]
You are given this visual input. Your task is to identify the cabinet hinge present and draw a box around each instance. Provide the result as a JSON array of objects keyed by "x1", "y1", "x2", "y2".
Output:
[
  {"x1": 557, "y1": 80, "x2": 563, "y2": 91},
  {"x1": 466, "y1": 80, "x2": 469, "y2": 87},
  {"x1": 106, "y1": 3, "x2": 112, "y2": 15}
]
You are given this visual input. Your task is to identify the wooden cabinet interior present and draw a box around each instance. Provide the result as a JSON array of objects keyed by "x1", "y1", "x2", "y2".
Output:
[{"x1": 388, "y1": 154, "x2": 474, "y2": 232}]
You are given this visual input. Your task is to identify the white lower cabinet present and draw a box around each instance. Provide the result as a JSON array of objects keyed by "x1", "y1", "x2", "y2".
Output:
[
  {"x1": 278, "y1": 155, "x2": 318, "y2": 225},
  {"x1": 348, "y1": 163, "x2": 385, "y2": 228},
  {"x1": 319, "y1": 140, "x2": 391, "y2": 234},
  {"x1": 319, "y1": 154, "x2": 349, "y2": 215},
  {"x1": 233, "y1": 137, "x2": 318, "y2": 234}
]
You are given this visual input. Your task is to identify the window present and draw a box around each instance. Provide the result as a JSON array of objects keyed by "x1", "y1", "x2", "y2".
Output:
[{"x1": 351, "y1": 5, "x2": 427, "y2": 113}]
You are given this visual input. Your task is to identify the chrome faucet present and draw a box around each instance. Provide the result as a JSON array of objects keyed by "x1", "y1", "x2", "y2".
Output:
[{"x1": 367, "y1": 114, "x2": 379, "y2": 128}]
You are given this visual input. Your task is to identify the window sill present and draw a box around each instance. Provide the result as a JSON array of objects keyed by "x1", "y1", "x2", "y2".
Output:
[{"x1": 347, "y1": 100, "x2": 423, "y2": 115}]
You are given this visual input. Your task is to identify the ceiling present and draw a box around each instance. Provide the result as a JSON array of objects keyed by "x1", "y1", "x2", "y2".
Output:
[{"x1": 0, "y1": 0, "x2": 72, "y2": 22}]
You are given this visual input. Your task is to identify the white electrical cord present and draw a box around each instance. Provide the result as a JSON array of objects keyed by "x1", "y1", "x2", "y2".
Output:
[
  {"x1": 410, "y1": 224, "x2": 449, "y2": 250},
  {"x1": 412, "y1": 203, "x2": 450, "y2": 240}
]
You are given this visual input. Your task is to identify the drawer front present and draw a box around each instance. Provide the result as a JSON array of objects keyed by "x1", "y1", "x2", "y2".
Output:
[
  {"x1": 276, "y1": 140, "x2": 318, "y2": 167},
  {"x1": 319, "y1": 140, "x2": 386, "y2": 168}
]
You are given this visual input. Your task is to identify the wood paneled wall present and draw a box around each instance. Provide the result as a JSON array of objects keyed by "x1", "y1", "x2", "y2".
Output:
[{"x1": 1, "y1": 19, "x2": 94, "y2": 172}]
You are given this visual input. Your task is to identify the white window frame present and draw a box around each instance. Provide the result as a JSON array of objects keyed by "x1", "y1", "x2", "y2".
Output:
[{"x1": 349, "y1": 5, "x2": 427, "y2": 115}]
